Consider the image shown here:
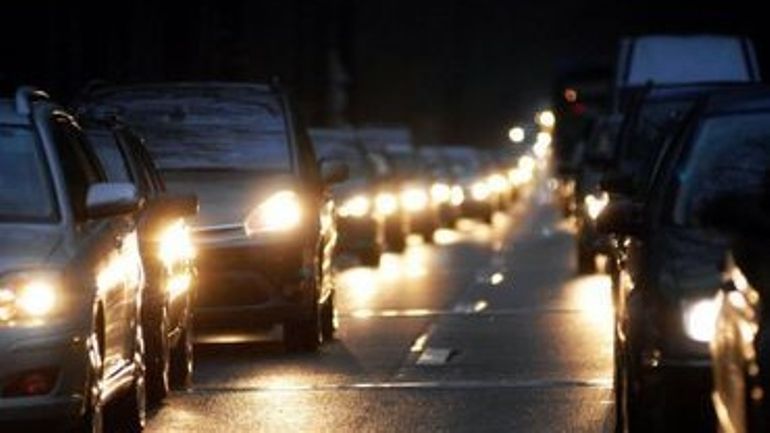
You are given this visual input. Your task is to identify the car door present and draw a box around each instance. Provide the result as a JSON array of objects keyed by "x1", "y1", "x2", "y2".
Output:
[{"x1": 55, "y1": 117, "x2": 140, "y2": 376}]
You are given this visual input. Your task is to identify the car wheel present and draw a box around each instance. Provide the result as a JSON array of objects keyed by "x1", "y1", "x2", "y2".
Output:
[
  {"x1": 145, "y1": 304, "x2": 170, "y2": 406},
  {"x1": 112, "y1": 326, "x2": 146, "y2": 433},
  {"x1": 72, "y1": 332, "x2": 104, "y2": 433},
  {"x1": 169, "y1": 311, "x2": 194, "y2": 390},
  {"x1": 320, "y1": 292, "x2": 336, "y2": 342},
  {"x1": 284, "y1": 312, "x2": 321, "y2": 353},
  {"x1": 359, "y1": 248, "x2": 381, "y2": 267},
  {"x1": 421, "y1": 229, "x2": 435, "y2": 244},
  {"x1": 577, "y1": 243, "x2": 597, "y2": 275}
]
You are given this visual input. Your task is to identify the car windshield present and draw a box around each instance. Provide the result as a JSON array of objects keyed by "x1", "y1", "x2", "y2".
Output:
[
  {"x1": 0, "y1": 126, "x2": 58, "y2": 222},
  {"x1": 674, "y1": 111, "x2": 770, "y2": 223},
  {"x1": 87, "y1": 88, "x2": 290, "y2": 171},
  {"x1": 622, "y1": 98, "x2": 694, "y2": 164},
  {"x1": 315, "y1": 142, "x2": 371, "y2": 180}
]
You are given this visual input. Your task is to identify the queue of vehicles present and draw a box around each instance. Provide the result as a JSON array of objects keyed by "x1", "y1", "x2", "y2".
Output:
[
  {"x1": 555, "y1": 34, "x2": 770, "y2": 433},
  {"x1": 0, "y1": 81, "x2": 537, "y2": 432}
]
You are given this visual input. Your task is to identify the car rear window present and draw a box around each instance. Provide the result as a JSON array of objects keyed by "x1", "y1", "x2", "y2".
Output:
[
  {"x1": 0, "y1": 126, "x2": 58, "y2": 222},
  {"x1": 86, "y1": 87, "x2": 291, "y2": 171}
]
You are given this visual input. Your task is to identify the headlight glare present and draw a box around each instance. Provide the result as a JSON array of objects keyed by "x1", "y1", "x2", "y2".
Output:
[
  {"x1": 375, "y1": 193, "x2": 398, "y2": 215},
  {"x1": 339, "y1": 195, "x2": 371, "y2": 218},
  {"x1": 401, "y1": 188, "x2": 429, "y2": 212},
  {"x1": 244, "y1": 190, "x2": 302, "y2": 235},
  {"x1": 584, "y1": 192, "x2": 610, "y2": 220},
  {"x1": 158, "y1": 219, "x2": 196, "y2": 267},
  {"x1": 431, "y1": 183, "x2": 452, "y2": 203},
  {"x1": 450, "y1": 185, "x2": 465, "y2": 206},
  {"x1": 682, "y1": 298, "x2": 719, "y2": 343},
  {"x1": 471, "y1": 182, "x2": 491, "y2": 201},
  {"x1": 0, "y1": 273, "x2": 60, "y2": 322}
]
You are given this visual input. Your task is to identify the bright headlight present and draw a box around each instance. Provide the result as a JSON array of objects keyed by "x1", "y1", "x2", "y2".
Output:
[
  {"x1": 375, "y1": 193, "x2": 398, "y2": 215},
  {"x1": 431, "y1": 183, "x2": 452, "y2": 203},
  {"x1": 244, "y1": 190, "x2": 302, "y2": 235},
  {"x1": 158, "y1": 219, "x2": 196, "y2": 267},
  {"x1": 584, "y1": 192, "x2": 610, "y2": 220},
  {"x1": 682, "y1": 298, "x2": 719, "y2": 343},
  {"x1": 0, "y1": 273, "x2": 59, "y2": 322},
  {"x1": 471, "y1": 181, "x2": 491, "y2": 201},
  {"x1": 488, "y1": 174, "x2": 509, "y2": 193},
  {"x1": 450, "y1": 185, "x2": 465, "y2": 206},
  {"x1": 401, "y1": 188, "x2": 429, "y2": 212},
  {"x1": 339, "y1": 195, "x2": 371, "y2": 218}
]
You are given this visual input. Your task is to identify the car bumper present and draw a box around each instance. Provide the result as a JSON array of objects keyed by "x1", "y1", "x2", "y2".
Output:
[
  {"x1": 406, "y1": 209, "x2": 437, "y2": 234},
  {"x1": 0, "y1": 325, "x2": 89, "y2": 426},
  {"x1": 462, "y1": 199, "x2": 492, "y2": 219},
  {"x1": 194, "y1": 235, "x2": 316, "y2": 327}
]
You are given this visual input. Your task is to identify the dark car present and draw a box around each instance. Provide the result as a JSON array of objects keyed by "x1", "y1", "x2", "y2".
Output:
[
  {"x1": 0, "y1": 88, "x2": 145, "y2": 432},
  {"x1": 444, "y1": 146, "x2": 495, "y2": 223},
  {"x1": 79, "y1": 116, "x2": 198, "y2": 405},
  {"x1": 602, "y1": 89, "x2": 770, "y2": 432},
  {"x1": 311, "y1": 128, "x2": 384, "y2": 266},
  {"x1": 79, "y1": 82, "x2": 347, "y2": 352},
  {"x1": 418, "y1": 145, "x2": 464, "y2": 228}
]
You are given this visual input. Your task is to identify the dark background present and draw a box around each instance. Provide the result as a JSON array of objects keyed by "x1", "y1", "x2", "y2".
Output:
[{"x1": 2, "y1": 1, "x2": 767, "y2": 146}]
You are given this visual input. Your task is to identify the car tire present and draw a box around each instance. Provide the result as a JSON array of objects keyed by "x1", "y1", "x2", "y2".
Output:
[
  {"x1": 72, "y1": 331, "x2": 104, "y2": 433},
  {"x1": 284, "y1": 313, "x2": 321, "y2": 353},
  {"x1": 577, "y1": 243, "x2": 597, "y2": 275},
  {"x1": 482, "y1": 210, "x2": 493, "y2": 225},
  {"x1": 169, "y1": 311, "x2": 194, "y2": 390},
  {"x1": 359, "y1": 248, "x2": 381, "y2": 267},
  {"x1": 144, "y1": 304, "x2": 170, "y2": 406},
  {"x1": 421, "y1": 229, "x2": 435, "y2": 244},
  {"x1": 321, "y1": 293, "x2": 336, "y2": 342},
  {"x1": 387, "y1": 235, "x2": 407, "y2": 253},
  {"x1": 112, "y1": 327, "x2": 146, "y2": 433}
]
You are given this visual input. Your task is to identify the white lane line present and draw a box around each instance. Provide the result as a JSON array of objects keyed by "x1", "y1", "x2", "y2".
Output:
[
  {"x1": 416, "y1": 348, "x2": 454, "y2": 366},
  {"x1": 190, "y1": 378, "x2": 613, "y2": 394},
  {"x1": 409, "y1": 333, "x2": 429, "y2": 353}
]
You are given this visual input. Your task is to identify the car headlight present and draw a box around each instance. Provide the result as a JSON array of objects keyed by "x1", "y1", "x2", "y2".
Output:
[
  {"x1": 584, "y1": 192, "x2": 610, "y2": 220},
  {"x1": 431, "y1": 183, "x2": 452, "y2": 203},
  {"x1": 0, "y1": 272, "x2": 60, "y2": 322},
  {"x1": 450, "y1": 185, "x2": 465, "y2": 206},
  {"x1": 488, "y1": 174, "x2": 509, "y2": 193},
  {"x1": 471, "y1": 181, "x2": 491, "y2": 201},
  {"x1": 375, "y1": 192, "x2": 399, "y2": 216},
  {"x1": 339, "y1": 195, "x2": 371, "y2": 218},
  {"x1": 158, "y1": 219, "x2": 196, "y2": 267},
  {"x1": 401, "y1": 188, "x2": 428, "y2": 212},
  {"x1": 244, "y1": 190, "x2": 302, "y2": 235},
  {"x1": 682, "y1": 298, "x2": 719, "y2": 343}
]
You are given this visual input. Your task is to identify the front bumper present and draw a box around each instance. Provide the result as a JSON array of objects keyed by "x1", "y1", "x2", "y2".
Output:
[
  {"x1": 193, "y1": 234, "x2": 316, "y2": 327},
  {"x1": 0, "y1": 324, "x2": 89, "y2": 427}
]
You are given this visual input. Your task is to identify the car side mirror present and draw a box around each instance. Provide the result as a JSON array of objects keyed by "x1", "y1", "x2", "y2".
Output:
[
  {"x1": 153, "y1": 193, "x2": 199, "y2": 218},
  {"x1": 596, "y1": 199, "x2": 644, "y2": 236},
  {"x1": 601, "y1": 172, "x2": 635, "y2": 195},
  {"x1": 320, "y1": 160, "x2": 349, "y2": 185},
  {"x1": 86, "y1": 183, "x2": 142, "y2": 219}
]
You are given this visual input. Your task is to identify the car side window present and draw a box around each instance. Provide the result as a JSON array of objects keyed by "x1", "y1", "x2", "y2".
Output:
[{"x1": 52, "y1": 116, "x2": 105, "y2": 219}]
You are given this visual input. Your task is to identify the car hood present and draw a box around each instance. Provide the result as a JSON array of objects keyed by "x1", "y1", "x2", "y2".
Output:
[
  {"x1": 0, "y1": 225, "x2": 64, "y2": 274},
  {"x1": 161, "y1": 170, "x2": 301, "y2": 228}
]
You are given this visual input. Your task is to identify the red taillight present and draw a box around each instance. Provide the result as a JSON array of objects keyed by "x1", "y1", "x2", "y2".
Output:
[{"x1": 3, "y1": 368, "x2": 58, "y2": 397}]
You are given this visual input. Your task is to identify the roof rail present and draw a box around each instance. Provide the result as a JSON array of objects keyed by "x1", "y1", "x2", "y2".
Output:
[{"x1": 15, "y1": 86, "x2": 51, "y2": 115}]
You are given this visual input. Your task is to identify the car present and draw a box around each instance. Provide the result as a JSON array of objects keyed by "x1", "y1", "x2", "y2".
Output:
[
  {"x1": 310, "y1": 128, "x2": 385, "y2": 266},
  {"x1": 78, "y1": 115, "x2": 198, "y2": 405},
  {"x1": 0, "y1": 88, "x2": 146, "y2": 432},
  {"x1": 602, "y1": 88, "x2": 770, "y2": 432},
  {"x1": 418, "y1": 145, "x2": 464, "y2": 228},
  {"x1": 443, "y1": 146, "x2": 495, "y2": 223},
  {"x1": 79, "y1": 82, "x2": 347, "y2": 352}
]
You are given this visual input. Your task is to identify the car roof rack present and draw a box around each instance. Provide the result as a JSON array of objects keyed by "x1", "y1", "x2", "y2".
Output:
[{"x1": 15, "y1": 86, "x2": 51, "y2": 115}]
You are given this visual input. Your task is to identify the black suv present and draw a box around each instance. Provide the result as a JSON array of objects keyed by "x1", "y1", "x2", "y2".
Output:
[{"x1": 79, "y1": 83, "x2": 347, "y2": 352}]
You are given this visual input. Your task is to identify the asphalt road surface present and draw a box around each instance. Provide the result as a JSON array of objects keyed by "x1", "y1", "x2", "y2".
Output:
[{"x1": 146, "y1": 184, "x2": 615, "y2": 432}]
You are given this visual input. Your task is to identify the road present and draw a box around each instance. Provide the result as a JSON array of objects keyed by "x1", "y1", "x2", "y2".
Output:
[{"x1": 146, "y1": 183, "x2": 615, "y2": 432}]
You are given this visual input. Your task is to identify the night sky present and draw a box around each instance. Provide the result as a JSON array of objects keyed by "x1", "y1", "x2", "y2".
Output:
[{"x1": 2, "y1": 1, "x2": 768, "y2": 146}]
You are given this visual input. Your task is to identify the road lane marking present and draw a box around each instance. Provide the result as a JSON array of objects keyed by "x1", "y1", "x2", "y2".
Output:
[
  {"x1": 409, "y1": 334, "x2": 429, "y2": 353},
  {"x1": 416, "y1": 348, "x2": 455, "y2": 365},
  {"x1": 189, "y1": 378, "x2": 613, "y2": 394}
]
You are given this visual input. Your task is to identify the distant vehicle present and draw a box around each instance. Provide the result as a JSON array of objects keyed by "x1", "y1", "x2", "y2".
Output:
[
  {"x1": 443, "y1": 146, "x2": 494, "y2": 223},
  {"x1": 603, "y1": 88, "x2": 770, "y2": 432},
  {"x1": 311, "y1": 128, "x2": 384, "y2": 266},
  {"x1": 81, "y1": 116, "x2": 198, "y2": 405},
  {"x1": 80, "y1": 82, "x2": 347, "y2": 352},
  {"x1": 613, "y1": 35, "x2": 760, "y2": 112},
  {"x1": 0, "y1": 88, "x2": 145, "y2": 432},
  {"x1": 418, "y1": 145, "x2": 464, "y2": 228}
]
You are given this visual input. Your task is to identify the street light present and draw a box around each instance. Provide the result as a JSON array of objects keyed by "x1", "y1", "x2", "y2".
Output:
[{"x1": 508, "y1": 126, "x2": 525, "y2": 143}]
